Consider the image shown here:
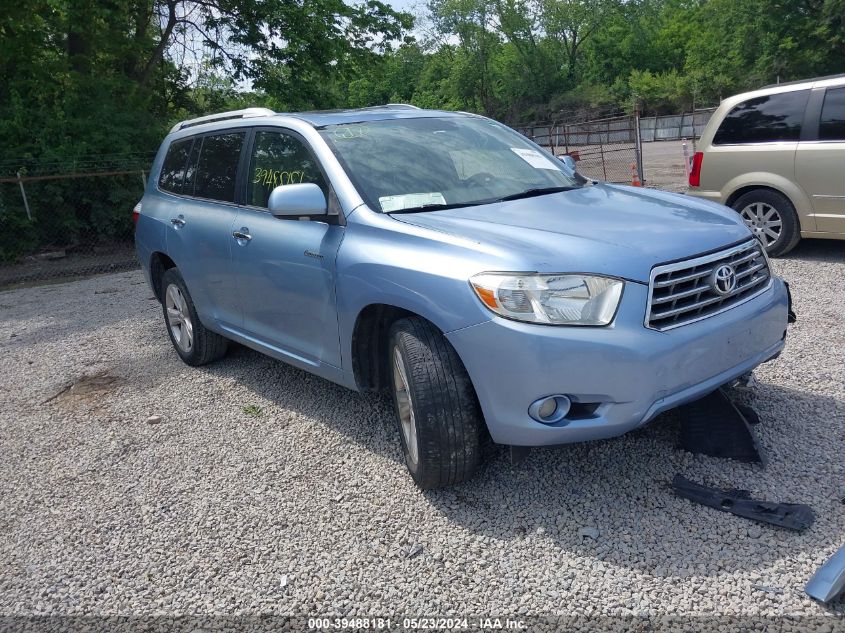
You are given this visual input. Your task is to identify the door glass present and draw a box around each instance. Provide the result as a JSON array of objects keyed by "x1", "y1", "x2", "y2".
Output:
[
  {"x1": 182, "y1": 137, "x2": 202, "y2": 196},
  {"x1": 714, "y1": 90, "x2": 810, "y2": 144},
  {"x1": 193, "y1": 132, "x2": 245, "y2": 203},
  {"x1": 819, "y1": 87, "x2": 845, "y2": 141},
  {"x1": 247, "y1": 131, "x2": 327, "y2": 208},
  {"x1": 158, "y1": 138, "x2": 192, "y2": 194}
]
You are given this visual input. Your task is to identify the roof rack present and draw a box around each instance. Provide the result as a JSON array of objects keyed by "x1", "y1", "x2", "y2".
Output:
[
  {"x1": 170, "y1": 107, "x2": 276, "y2": 133},
  {"x1": 760, "y1": 72, "x2": 845, "y2": 90},
  {"x1": 358, "y1": 104, "x2": 421, "y2": 111}
]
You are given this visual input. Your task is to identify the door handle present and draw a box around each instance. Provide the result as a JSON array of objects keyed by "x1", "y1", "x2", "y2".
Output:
[
  {"x1": 170, "y1": 217, "x2": 186, "y2": 227},
  {"x1": 232, "y1": 229, "x2": 252, "y2": 241}
]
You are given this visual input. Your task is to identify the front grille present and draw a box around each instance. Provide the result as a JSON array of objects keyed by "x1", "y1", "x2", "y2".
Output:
[{"x1": 646, "y1": 240, "x2": 771, "y2": 331}]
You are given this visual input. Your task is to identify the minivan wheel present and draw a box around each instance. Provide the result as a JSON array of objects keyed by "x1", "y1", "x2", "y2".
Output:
[
  {"x1": 388, "y1": 317, "x2": 485, "y2": 489},
  {"x1": 161, "y1": 268, "x2": 228, "y2": 366},
  {"x1": 731, "y1": 189, "x2": 800, "y2": 257}
]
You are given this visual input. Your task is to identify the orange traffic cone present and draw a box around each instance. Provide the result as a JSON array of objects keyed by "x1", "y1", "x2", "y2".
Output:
[{"x1": 630, "y1": 163, "x2": 642, "y2": 187}]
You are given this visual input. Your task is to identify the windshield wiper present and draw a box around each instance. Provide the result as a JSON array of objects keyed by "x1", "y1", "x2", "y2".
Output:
[
  {"x1": 494, "y1": 186, "x2": 577, "y2": 202},
  {"x1": 387, "y1": 201, "x2": 483, "y2": 214}
]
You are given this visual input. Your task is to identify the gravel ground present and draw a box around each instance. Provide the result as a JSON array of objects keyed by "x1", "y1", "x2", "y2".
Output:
[
  {"x1": 0, "y1": 239, "x2": 844, "y2": 624},
  {"x1": 642, "y1": 140, "x2": 692, "y2": 193}
]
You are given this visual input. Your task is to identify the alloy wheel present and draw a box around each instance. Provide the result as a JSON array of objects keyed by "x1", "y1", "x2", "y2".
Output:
[
  {"x1": 740, "y1": 202, "x2": 783, "y2": 248},
  {"x1": 392, "y1": 346, "x2": 419, "y2": 465},
  {"x1": 165, "y1": 283, "x2": 194, "y2": 353}
]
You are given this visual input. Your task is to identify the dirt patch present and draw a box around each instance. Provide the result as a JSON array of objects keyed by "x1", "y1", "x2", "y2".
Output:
[{"x1": 43, "y1": 370, "x2": 126, "y2": 406}]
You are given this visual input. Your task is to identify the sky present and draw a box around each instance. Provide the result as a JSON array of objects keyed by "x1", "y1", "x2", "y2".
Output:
[{"x1": 385, "y1": 0, "x2": 417, "y2": 10}]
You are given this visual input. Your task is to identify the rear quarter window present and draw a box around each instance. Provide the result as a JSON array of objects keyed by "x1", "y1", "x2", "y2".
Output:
[
  {"x1": 158, "y1": 139, "x2": 192, "y2": 193},
  {"x1": 713, "y1": 90, "x2": 810, "y2": 145}
]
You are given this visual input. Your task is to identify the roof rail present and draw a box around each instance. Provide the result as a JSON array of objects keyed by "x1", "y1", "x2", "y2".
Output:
[
  {"x1": 170, "y1": 107, "x2": 276, "y2": 133},
  {"x1": 358, "y1": 104, "x2": 421, "y2": 111},
  {"x1": 760, "y1": 72, "x2": 845, "y2": 90}
]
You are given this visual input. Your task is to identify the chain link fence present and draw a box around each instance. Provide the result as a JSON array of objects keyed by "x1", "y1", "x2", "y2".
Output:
[
  {"x1": 0, "y1": 154, "x2": 154, "y2": 288},
  {"x1": 516, "y1": 108, "x2": 643, "y2": 185}
]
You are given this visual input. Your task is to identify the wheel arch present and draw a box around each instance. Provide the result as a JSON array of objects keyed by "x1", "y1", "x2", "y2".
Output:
[
  {"x1": 149, "y1": 251, "x2": 177, "y2": 302},
  {"x1": 351, "y1": 303, "x2": 478, "y2": 394},
  {"x1": 722, "y1": 176, "x2": 812, "y2": 231}
]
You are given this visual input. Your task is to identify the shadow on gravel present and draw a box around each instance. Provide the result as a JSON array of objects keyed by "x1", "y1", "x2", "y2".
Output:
[
  {"x1": 416, "y1": 382, "x2": 845, "y2": 584},
  {"x1": 780, "y1": 239, "x2": 845, "y2": 263},
  {"x1": 145, "y1": 335, "x2": 844, "y2": 589}
]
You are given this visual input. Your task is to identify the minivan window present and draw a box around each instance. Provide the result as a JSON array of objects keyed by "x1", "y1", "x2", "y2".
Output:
[
  {"x1": 247, "y1": 131, "x2": 327, "y2": 208},
  {"x1": 158, "y1": 138, "x2": 192, "y2": 194},
  {"x1": 193, "y1": 132, "x2": 245, "y2": 203},
  {"x1": 819, "y1": 87, "x2": 845, "y2": 141},
  {"x1": 713, "y1": 90, "x2": 810, "y2": 145}
]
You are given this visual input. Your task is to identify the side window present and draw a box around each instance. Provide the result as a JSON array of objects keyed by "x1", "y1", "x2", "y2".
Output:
[
  {"x1": 158, "y1": 139, "x2": 192, "y2": 193},
  {"x1": 247, "y1": 130, "x2": 327, "y2": 208},
  {"x1": 714, "y1": 90, "x2": 810, "y2": 144},
  {"x1": 193, "y1": 132, "x2": 245, "y2": 203},
  {"x1": 819, "y1": 87, "x2": 845, "y2": 141},
  {"x1": 182, "y1": 138, "x2": 202, "y2": 196}
]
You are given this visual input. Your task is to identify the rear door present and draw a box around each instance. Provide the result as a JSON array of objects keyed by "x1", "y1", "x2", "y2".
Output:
[
  {"x1": 229, "y1": 127, "x2": 344, "y2": 368},
  {"x1": 165, "y1": 130, "x2": 246, "y2": 328},
  {"x1": 796, "y1": 86, "x2": 845, "y2": 234}
]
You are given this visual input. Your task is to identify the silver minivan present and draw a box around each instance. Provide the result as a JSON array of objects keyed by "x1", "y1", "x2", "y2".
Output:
[{"x1": 688, "y1": 74, "x2": 845, "y2": 256}]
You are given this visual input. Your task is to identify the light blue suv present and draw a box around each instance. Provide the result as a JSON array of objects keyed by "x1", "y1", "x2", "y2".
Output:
[{"x1": 135, "y1": 105, "x2": 791, "y2": 488}]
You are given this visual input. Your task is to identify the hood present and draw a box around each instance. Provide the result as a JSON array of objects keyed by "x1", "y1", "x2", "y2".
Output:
[{"x1": 392, "y1": 183, "x2": 752, "y2": 283}]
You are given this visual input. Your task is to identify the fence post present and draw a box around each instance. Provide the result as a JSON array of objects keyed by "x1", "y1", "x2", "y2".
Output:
[
  {"x1": 634, "y1": 104, "x2": 644, "y2": 185},
  {"x1": 140, "y1": 170, "x2": 147, "y2": 187},
  {"x1": 17, "y1": 171, "x2": 32, "y2": 221}
]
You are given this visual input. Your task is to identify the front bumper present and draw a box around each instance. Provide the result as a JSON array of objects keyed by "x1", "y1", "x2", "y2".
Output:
[{"x1": 447, "y1": 277, "x2": 790, "y2": 446}]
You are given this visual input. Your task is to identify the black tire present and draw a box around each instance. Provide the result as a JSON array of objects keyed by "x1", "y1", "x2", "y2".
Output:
[
  {"x1": 160, "y1": 268, "x2": 228, "y2": 366},
  {"x1": 731, "y1": 189, "x2": 800, "y2": 257},
  {"x1": 388, "y1": 317, "x2": 485, "y2": 489}
]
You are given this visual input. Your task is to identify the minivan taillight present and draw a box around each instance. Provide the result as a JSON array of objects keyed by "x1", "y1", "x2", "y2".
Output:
[
  {"x1": 132, "y1": 201, "x2": 142, "y2": 228},
  {"x1": 689, "y1": 152, "x2": 703, "y2": 187}
]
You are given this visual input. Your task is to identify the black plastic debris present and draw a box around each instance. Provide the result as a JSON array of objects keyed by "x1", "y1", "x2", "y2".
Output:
[
  {"x1": 671, "y1": 475, "x2": 815, "y2": 531},
  {"x1": 678, "y1": 388, "x2": 766, "y2": 464}
]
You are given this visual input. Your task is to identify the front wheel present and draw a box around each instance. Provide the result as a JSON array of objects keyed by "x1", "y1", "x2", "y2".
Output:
[
  {"x1": 731, "y1": 189, "x2": 801, "y2": 257},
  {"x1": 388, "y1": 317, "x2": 485, "y2": 489}
]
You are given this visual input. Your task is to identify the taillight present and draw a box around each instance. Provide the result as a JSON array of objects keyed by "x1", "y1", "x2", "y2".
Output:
[
  {"x1": 132, "y1": 201, "x2": 142, "y2": 228},
  {"x1": 689, "y1": 152, "x2": 704, "y2": 187}
]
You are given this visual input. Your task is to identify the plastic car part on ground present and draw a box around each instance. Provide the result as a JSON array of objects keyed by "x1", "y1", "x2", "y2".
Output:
[
  {"x1": 671, "y1": 475, "x2": 815, "y2": 531},
  {"x1": 806, "y1": 543, "x2": 845, "y2": 603},
  {"x1": 678, "y1": 388, "x2": 766, "y2": 464}
]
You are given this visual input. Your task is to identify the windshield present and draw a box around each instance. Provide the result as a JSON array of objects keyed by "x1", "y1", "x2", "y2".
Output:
[{"x1": 317, "y1": 116, "x2": 581, "y2": 213}]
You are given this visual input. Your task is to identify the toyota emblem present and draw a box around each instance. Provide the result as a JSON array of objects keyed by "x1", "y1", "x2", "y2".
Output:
[{"x1": 711, "y1": 264, "x2": 737, "y2": 295}]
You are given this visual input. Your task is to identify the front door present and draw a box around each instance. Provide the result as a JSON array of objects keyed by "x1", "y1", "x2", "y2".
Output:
[
  {"x1": 796, "y1": 86, "x2": 845, "y2": 234},
  {"x1": 230, "y1": 128, "x2": 344, "y2": 368}
]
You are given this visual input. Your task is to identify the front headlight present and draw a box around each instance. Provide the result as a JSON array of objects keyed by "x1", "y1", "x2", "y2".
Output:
[{"x1": 470, "y1": 273, "x2": 624, "y2": 326}]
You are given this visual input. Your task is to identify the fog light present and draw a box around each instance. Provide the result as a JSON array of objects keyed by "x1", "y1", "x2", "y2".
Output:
[
  {"x1": 528, "y1": 395, "x2": 572, "y2": 424},
  {"x1": 538, "y1": 398, "x2": 557, "y2": 419}
]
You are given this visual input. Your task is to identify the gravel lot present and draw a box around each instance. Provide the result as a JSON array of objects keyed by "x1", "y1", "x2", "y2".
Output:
[{"x1": 1, "y1": 239, "x2": 844, "y2": 623}]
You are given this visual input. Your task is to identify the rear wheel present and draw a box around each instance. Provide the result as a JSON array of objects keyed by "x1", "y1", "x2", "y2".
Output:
[
  {"x1": 388, "y1": 317, "x2": 485, "y2": 489},
  {"x1": 161, "y1": 268, "x2": 228, "y2": 366},
  {"x1": 731, "y1": 189, "x2": 800, "y2": 257}
]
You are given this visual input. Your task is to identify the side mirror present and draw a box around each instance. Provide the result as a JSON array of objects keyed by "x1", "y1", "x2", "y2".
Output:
[
  {"x1": 559, "y1": 155, "x2": 577, "y2": 172},
  {"x1": 268, "y1": 183, "x2": 327, "y2": 218}
]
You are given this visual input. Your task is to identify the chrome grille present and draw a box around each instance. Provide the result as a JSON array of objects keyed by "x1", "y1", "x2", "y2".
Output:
[{"x1": 646, "y1": 240, "x2": 771, "y2": 331}]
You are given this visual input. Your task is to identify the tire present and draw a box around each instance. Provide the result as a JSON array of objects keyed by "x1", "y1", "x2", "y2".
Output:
[
  {"x1": 161, "y1": 268, "x2": 228, "y2": 366},
  {"x1": 731, "y1": 189, "x2": 800, "y2": 257},
  {"x1": 388, "y1": 317, "x2": 485, "y2": 489}
]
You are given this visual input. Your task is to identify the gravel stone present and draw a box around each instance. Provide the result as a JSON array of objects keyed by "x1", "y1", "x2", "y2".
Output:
[{"x1": 0, "y1": 242, "x2": 844, "y2": 618}]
